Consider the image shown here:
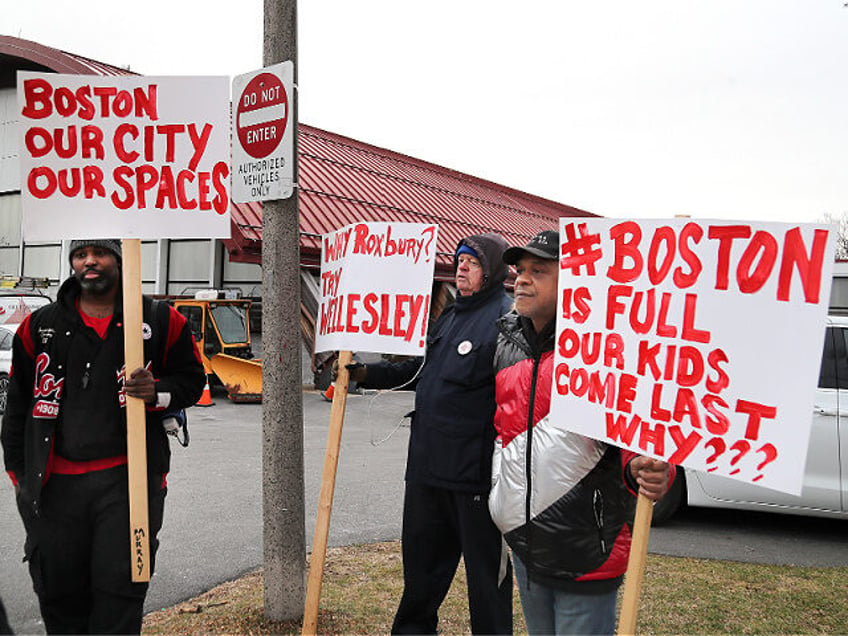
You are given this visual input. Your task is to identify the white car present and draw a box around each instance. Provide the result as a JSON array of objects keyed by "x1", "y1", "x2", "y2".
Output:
[
  {"x1": 653, "y1": 314, "x2": 848, "y2": 524},
  {"x1": 0, "y1": 323, "x2": 18, "y2": 414}
]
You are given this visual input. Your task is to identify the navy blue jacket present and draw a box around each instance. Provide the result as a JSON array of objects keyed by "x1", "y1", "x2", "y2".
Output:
[{"x1": 365, "y1": 233, "x2": 512, "y2": 493}]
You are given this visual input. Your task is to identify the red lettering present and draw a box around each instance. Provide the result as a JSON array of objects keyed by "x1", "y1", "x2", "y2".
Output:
[
  {"x1": 24, "y1": 127, "x2": 53, "y2": 157},
  {"x1": 736, "y1": 399, "x2": 777, "y2": 440},
  {"x1": 676, "y1": 346, "x2": 704, "y2": 387},
  {"x1": 672, "y1": 388, "x2": 701, "y2": 429},
  {"x1": 667, "y1": 425, "x2": 701, "y2": 464},
  {"x1": 360, "y1": 293, "x2": 379, "y2": 333},
  {"x1": 346, "y1": 294, "x2": 360, "y2": 333},
  {"x1": 616, "y1": 373, "x2": 637, "y2": 413},
  {"x1": 27, "y1": 167, "x2": 56, "y2": 199},
  {"x1": 702, "y1": 394, "x2": 730, "y2": 435},
  {"x1": 708, "y1": 225, "x2": 751, "y2": 290},
  {"x1": 177, "y1": 170, "x2": 197, "y2": 209},
  {"x1": 607, "y1": 221, "x2": 643, "y2": 283},
  {"x1": 114, "y1": 123, "x2": 140, "y2": 162},
  {"x1": 705, "y1": 348, "x2": 730, "y2": 393},
  {"x1": 604, "y1": 333, "x2": 625, "y2": 370},
  {"x1": 737, "y1": 230, "x2": 778, "y2": 294},
  {"x1": 777, "y1": 227, "x2": 828, "y2": 303},
  {"x1": 21, "y1": 78, "x2": 53, "y2": 119},
  {"x1": 647, "y1": 226, "x2": 675, "y2": 285},
  {"x1": 606, "y1": 412, "x2": 641, "y2": 445},
  {"x1": 656, "y1": 292, "x2": 677, "y2": 338},
  {"x1": 155, "y1": 166, "x2": 178, "y2": 209},
  {"x1": 80, "y1": 125, "x2": 104, "y2": 159},
  {"x1": 135, "y1": 165, "x2": 159, "y2": 208},
  {"x1": 681, "y1": 294, "x2": 710, "y2": 343},
  {"x1": 673, "y1": 223, "x2": 703, "y2": 288},
  {"x1": 212, "y1": 162, "x2": 229, "y2": 215},
  {"x1": 650, "y1": 383, "x2": 671, "y2": 421},
  {"x1": 606, "y1": 285, "x2": 632, "y2": 330},
  {"x1": 629, "y1": 289, "x2": 655, "y2": 334},
  {"x1": 111, "y1": 166, "x2": 135, "y2": 209},
  {"x1": 82, "y1": 166, "x2": 105, "y2": 198}
]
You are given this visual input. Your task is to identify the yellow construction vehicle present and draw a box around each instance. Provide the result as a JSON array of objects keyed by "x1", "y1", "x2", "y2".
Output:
[{"x1": 171, "y1": 291, "x2": 262, "y2": 403}]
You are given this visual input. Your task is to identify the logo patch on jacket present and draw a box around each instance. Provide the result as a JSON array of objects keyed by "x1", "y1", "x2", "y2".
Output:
[
  {"x1": 38, "y1": 327, "x2": 55, "y2": 345},
  {"x1": 32, "y1": 352, "x2": 63, "y2": 419}
]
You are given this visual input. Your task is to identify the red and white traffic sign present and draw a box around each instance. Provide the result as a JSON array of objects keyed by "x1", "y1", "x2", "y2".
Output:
[
  {"x1": 236, "y1": 72, "x2": 288, "y2": 159},
  {"x1": 232, "y1": 61, "x2": 294, "y2": 203}
]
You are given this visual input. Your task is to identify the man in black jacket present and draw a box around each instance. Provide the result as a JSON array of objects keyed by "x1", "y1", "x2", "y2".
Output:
[
  {"x1": 1, "y1": 239, "x2": 205, "y2": 635},
  {"x1": 349, "y1": 233, "x2": 513, "y2": 635}
]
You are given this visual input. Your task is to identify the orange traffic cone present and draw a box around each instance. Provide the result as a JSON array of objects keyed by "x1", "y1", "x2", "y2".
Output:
[
  {"x1": 322, "y1": 384, "x2": 334, "y2": 402},
  {"x1": 196, "y1": 376, "x2": 214, "y2": 407}
]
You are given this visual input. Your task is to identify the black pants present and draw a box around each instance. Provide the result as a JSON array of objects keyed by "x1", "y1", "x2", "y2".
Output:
[
  {"x1": 25, "y1": 466, "x2": 166, "y2": 635},
  {"x1": 392, "y1": 482, "x2": 513, "y2": 635},
  {"x1": 0, "y1": 597, "x2": 12, "y2": 635}
]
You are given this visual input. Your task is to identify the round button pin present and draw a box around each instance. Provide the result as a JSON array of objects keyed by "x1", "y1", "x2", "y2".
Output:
[{"x1": 457, "y1": 340, "x2": 473, "y2": 355}]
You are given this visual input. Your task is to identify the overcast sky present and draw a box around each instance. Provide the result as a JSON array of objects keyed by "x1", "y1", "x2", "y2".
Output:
[{"x1": 4, "y1": 1, "x2": 846, "y2": 224}]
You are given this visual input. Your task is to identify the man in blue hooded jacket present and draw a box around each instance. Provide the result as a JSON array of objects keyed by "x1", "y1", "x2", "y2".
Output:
[{"x1": 349, "y1": 232, "x2": 514, "y2": 635}]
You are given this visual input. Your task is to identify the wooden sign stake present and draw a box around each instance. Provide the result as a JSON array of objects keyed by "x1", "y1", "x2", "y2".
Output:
[
  {"x1": 617, "y1": 493, "x2": 654, "y2": 636},
  {"x1": 122, "y1": 239, "x2": 150, "y2": 583},
  {"x1": 302, "y1": 350, "x2": 353, "y2": 635}
]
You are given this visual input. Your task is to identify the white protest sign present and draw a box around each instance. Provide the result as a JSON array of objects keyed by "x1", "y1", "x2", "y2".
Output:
[
  {"x1": 17, "y1": 72, "x2": 231, "y2": 240},
  {"x1": 315, "y1": 222, "x2": 438, "y2": 356},
  {"x1": 549, "y1": 218, "x2": 835, "y2": 495},
  {"x1": 231, "y1": 61, "x2": 294, "y2": 203}
]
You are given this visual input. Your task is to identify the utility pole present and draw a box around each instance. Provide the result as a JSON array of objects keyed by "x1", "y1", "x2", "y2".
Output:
[{"x1": 262, "y1": 0, "x2": 306, "y2": 621}]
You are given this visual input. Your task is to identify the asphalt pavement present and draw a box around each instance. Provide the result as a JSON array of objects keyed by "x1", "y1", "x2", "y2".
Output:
[
  {"x1": 2, "y1": 387, "x2": 847, "y2": 634},
  {"x1": 1, "y1": 388, "x2": 411, "y2": 635}
]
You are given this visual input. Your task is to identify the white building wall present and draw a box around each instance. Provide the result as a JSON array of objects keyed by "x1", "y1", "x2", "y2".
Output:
[{"x1": 0, "y1": 87, "x2": 19, "y2": 194}]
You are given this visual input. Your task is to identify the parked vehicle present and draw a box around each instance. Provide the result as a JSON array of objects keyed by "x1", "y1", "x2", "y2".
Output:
[
  {"x1": 0, "y1": 323, "x2": 19, "y2": 413},
  {"x1": 171, "y1": 291, "x2": 262, "y2": 402},
  {"x1": 653, "y1": 315, "x2": 848, "y2": 524},
  {"x1": 0, "y1": 293, "x2": 49, "y2": 325}
]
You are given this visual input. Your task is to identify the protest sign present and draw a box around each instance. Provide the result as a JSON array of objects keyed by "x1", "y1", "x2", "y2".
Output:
[
  {"x1": 17, "y1": 71, "x2": 230, "y2": 582},
  {"x1": 314, "y1": 221, "x2": 439, "y2": 356},
  {"x1": 550, "y1": 218, "x2": 835, "y2": 496},
  {"x1": 17, "y1": 71, "x2": 230, "y2": 240},
  {"x1": 307, "y1": 222, "x2": 437, "y2": 633}
]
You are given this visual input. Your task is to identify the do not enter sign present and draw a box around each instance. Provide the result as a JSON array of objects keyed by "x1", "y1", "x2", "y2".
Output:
[
  {"x1": 232, "y1": 62, "x2": 294, "y2": 203},
  {"x1": 236, "y1": 72, "x2": 288, "y2": 159}
]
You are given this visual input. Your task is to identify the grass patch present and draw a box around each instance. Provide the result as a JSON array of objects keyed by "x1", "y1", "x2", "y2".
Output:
[{"x1": 143, "y1": 541, "x2": 847, "y2": 635}]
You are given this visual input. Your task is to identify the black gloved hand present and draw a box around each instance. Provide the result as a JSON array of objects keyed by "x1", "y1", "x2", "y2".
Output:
[
  {"x1": 330, "y1": 360, "x2": 368, "y2": 384},
  {"x1": 345, "y1": 362, "x2": 367, "y2": 384}
]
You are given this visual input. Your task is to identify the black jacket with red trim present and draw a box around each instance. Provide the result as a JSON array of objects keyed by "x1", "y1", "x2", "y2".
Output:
[
  {"x1": 1, "y1": 277, "x2": 205, "y2": 524},
  {"x1": 489, "y1": 311, "x2": 643, "y2": 594}
]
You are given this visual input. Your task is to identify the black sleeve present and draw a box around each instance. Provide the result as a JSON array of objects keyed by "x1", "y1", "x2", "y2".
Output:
[
  {"x1": 1, "y1": 317, "x2": 36, "y2": 482},
  {"x1": 152, "y1": 306, "x2": 206, "y2": 411},
  {"x1": 362, "y1": 356, "x2": 425, "y2": 391}
]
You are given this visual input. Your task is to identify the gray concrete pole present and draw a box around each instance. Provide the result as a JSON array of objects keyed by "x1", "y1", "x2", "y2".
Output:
[{"x1": 262, "y1": 0, "x2": 306, "y2": 622}]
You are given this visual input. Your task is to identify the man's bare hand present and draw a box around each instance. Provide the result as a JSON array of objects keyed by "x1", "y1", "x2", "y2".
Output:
[
  {"x1": 629, "y1": 456, "x2": 670, "y2": 501},
  {"x1": 125, "y1": 367, "x2": 156, "y2": 405}
]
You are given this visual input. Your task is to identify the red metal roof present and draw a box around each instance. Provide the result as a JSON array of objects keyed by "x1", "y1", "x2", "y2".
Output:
[
  {"x1": 0, "y1": 35, "x2": 136, "y2": 80},
  {"x1": 227, "y1": 125, "x2": 596, "y2": 279},
  {"x1": 0, "y1": 35, "x2": 597, "y2": 280}
]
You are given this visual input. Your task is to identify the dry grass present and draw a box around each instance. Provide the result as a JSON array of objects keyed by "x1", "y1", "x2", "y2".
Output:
[{"x1": 143, "y1": 541, "x2": 847, "y2": 635}]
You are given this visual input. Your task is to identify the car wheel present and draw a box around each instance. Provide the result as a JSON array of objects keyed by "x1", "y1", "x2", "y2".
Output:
[
  {"x1": 0, "y1": 372, "x2": 9, "y2": 414},
  {"x1": 651, "y1": 468, "x2": 686, "y2": 525}
]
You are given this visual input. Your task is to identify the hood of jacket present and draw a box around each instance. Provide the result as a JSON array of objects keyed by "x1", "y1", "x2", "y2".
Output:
[{"x1": 454, "y1": 233, "x2": 509, "y2": 293}]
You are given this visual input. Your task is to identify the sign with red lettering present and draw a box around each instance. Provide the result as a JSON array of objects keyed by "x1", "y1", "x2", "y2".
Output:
[
  {"x1": 549, "y1": 218, "x2": 835, "y2": 495},
  {"x1": 16, "y1": 72, "x2": 230, "y2": 240},
  {"x1": 314, "y1": 222, "x2": 439, "y2": 356},
  {"x1": 231, "y1": 62, "x2": 294, "y2": 203}
]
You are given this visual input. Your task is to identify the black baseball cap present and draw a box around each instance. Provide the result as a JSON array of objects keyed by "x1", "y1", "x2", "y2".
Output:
[{"x1": 503, "y1": 230, "x2": 559, "y2": 265}]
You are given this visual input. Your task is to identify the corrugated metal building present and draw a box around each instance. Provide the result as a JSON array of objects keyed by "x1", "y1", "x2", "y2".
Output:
[{"x1": 0, "y1": 35, "x2": 595, "y2": 380}]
